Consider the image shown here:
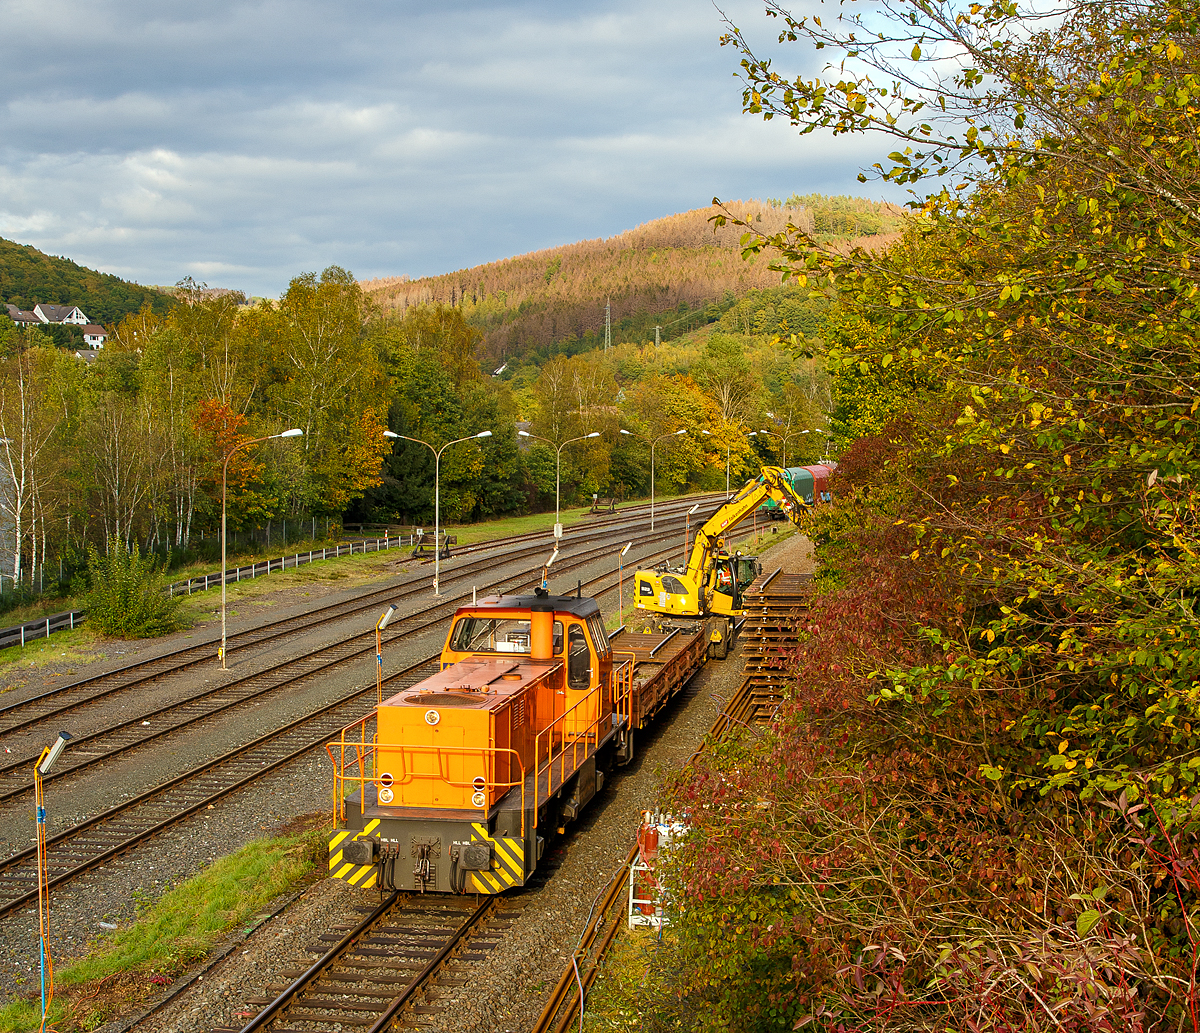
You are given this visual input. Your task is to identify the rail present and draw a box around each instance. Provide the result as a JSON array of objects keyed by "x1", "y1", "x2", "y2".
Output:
[{"x1": 532, "y1": 662, "x2": 765, "y2": 1032}]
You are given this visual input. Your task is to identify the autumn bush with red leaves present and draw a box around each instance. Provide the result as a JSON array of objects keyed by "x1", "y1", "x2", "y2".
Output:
[{"x1": 648, "y1": 4, "x2": 1200, "y2": 1029}]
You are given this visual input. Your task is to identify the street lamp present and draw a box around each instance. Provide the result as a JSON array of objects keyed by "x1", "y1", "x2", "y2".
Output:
[
  {"x1": 221, "y1": 428, "x2": 302, "y2": 670},
  {"x1": 620, "y1": 427, "x2": 685, "y2": 532},
  {"x1": 390, "y1": 430, "x2": 492, "y2": 594},
  {"x1": 517, "y1": 430, "x2": 600, "y2": 538}
]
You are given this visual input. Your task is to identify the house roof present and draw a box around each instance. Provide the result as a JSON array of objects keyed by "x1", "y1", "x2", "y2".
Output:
[
  {"x1": 33, "y1": 304, "x2": 88, "y2": 323},
  {"x1": 82, "y1": 324, "x2": 107, "y2": 335},
  {"x1": 5, "y1": 304, "x2": 40, "y2": 324}
]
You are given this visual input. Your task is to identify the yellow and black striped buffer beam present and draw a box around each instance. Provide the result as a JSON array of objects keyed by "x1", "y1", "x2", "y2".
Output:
[
  {"x1": 468, "y1": 823, "x2": 526, "y2": 894},
  {"x1": 328, "y1": 821, "x2": 379, "y2": 889}
]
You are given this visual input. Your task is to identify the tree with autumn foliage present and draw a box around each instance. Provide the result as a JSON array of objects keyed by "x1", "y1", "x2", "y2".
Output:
[{"x1": 651, "y1": 2, "x2": 1200, "y2": 1030}]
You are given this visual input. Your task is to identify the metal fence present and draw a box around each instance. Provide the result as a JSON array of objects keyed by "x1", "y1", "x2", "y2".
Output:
[{"x1": 0, "y1": 531, "x2": 432, "y2": 651}]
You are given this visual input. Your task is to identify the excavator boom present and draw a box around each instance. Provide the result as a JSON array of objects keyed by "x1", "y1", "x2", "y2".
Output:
[{"x1": 632, "y1": 467, "x2": 810, "y2": 636}]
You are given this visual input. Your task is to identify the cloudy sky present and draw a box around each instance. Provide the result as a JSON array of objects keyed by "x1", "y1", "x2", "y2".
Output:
[{"x1": 0, "y1": 0, "x2": 893, "y2": 297}]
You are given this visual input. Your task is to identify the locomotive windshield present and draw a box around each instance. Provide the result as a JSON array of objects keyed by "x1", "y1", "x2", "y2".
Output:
[{"x1": 449, "y1": 616, "x2": 563, "y2": 654}]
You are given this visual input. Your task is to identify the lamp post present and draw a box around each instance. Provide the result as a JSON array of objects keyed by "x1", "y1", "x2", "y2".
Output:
[
  {"x1": 621, "y1": 427, "x2": 685, "y2": 532},
  {"x1": 517, "y1": 430, "x2": 600, "y2": 538},
  {"x1": 800, "y1": 428, "x2": 829, "y2": 462},
  {"x1": 34, "y1": 731, "x2": 71, "y2": 1032},
  {"x1": 390, "y1": 430, "x2": 492, "y2": 595},
  {"x1": 221, "y1": 428, "x2": 302, "y2": 670},
  {"x1": 374, "y1": 605, "x2": 397, "y2": 706},
  {"x1": 617, "y1": 541, "x2": 632, "y2": 623},
  {"x1": 684, "y1": 502, "x2": 700, "y2": 565},
  {"x1": 750, "y1": 428, "x2": 797, "y2": 468}
]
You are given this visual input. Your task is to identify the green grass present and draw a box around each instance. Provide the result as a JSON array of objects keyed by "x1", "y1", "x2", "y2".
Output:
[
  {"x1": 0, "y1": 629, "x2": 103, "y2": 691},
  {"x1": 582, "y1": 927, "x2": 676, "y2": 1031},
  {"x1": 0, "y1": 827, "x2": 324, "y2": 1032}
]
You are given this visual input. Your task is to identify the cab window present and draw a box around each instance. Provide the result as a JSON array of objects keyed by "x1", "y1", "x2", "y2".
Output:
[
  {"x1": 662, "y1": 576, "x2": 687, "y2": 595},
  {"x1": 566, "y1": 624, "x2": 591, "y2": 689},
  {"x1": 449, "y1": 616, "x2": 562, "y2": 654},
  {"x1": 588, "y1": 615, "x2": 611, "y2": 658},
  {"x1": 638, "y1": 579, "x2": 654, "y2": 597},
  {"x1": 737, "y1": 558, "x2": 759, "y2": 590}
]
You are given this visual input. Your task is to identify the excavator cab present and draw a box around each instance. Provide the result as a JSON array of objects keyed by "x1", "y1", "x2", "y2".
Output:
[
  {"x1": 736, "y1": 554, "x2": 760, "y2": 592},
  {"x1": 709, "y1": 552, "x2": 762, "y2": 612}
]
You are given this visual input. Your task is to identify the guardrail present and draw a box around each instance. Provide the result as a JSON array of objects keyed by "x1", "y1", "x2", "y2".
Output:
[
  {"x1": 0, "y1": 610, "x2": 85, "y2": 650},
  {"x1": 0, "y1": 533, "x2": 422, "y2": 652}
]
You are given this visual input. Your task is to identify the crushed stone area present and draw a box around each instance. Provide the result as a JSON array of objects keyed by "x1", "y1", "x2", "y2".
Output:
[{"x1": 74, "y1": 531, "x2": 816, "y2": 1033}]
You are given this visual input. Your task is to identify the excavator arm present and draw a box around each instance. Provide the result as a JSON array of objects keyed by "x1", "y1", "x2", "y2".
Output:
[
  {"x1": 633, "y1": 467, "x2": 810, "y2": 623},
  {"x1": 683, "y1": 466, "x2": 809, "y2": 588}
]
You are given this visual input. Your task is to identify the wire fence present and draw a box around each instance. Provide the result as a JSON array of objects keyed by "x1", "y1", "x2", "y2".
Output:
[{"x1": 0, "y1": 530, "x2": 449, "y2": 651}]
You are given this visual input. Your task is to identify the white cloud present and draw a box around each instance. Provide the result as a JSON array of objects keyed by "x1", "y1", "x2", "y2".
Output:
[{"x1": 0, "y1": 0, "x2": 903, "y2": 295}]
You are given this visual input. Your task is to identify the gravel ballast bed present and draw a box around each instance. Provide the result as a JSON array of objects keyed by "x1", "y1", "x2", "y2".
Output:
[{"x1": 1, "y1": 531, "x2": 812, "y2": 1030}]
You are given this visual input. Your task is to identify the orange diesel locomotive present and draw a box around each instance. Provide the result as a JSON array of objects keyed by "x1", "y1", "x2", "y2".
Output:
[{"x1": 326, "y1": 588, "x2": 710, "y2": 894}]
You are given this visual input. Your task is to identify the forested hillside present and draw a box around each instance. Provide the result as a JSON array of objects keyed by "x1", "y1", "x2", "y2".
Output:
[
  {"x1": 0, "y1": 237, "x2": 172, "y2": 324},
  {"x1": 640, "y1": 2, "x2": 1200, "y2": 1030},
  {"x1": 0, "y1": 194, "x2": 884, "y2": 598},
  {"x1": 362, "y1": 198, "x2": 902, "y2": 367}
]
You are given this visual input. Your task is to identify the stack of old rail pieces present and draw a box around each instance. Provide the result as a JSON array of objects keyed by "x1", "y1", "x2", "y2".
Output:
[{"x1": 736, "y1": 566, "x2": 813, "y2": 727}]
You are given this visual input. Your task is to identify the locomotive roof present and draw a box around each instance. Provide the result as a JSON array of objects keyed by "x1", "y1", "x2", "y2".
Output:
[{"x1": 461, "y1": 592, "x2": 602, "y2": 619}]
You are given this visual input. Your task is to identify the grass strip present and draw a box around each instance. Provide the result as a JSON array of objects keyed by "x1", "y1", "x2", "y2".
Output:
[{"x1": 0, "y1": 825, "x2": 324, "y2": 1032}]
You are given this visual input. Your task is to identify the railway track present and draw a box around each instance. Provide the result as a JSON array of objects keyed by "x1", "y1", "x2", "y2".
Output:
[
  {"x1": 0, "y1": 510, "x2": 748, "y2": 807},
  {"x1": 531, "y1": 672, "x2": 765, "y2": 1033},
  {"x1": 216, "y1": 895, "x2": 504, "y2": 1033},
  {"x1": 0, "y1": 523, "x2": 769, "y2": 918},
  {"x1": 0, "y1": 494, "x2": 718, "y2": 741}
]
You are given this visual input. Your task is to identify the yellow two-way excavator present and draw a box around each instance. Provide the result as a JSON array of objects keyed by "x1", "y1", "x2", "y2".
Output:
[{"x1": 633, "y1": 467, "x2": 809, "y2": 658}]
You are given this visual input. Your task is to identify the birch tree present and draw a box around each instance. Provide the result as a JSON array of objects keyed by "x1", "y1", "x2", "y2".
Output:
[{"x1": 0, "y1": 330, "x2": 63, "y2": 583}]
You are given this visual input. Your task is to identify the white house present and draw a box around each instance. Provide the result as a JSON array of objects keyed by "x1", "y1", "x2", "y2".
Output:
[
  {"x1": 33, "y1": 304, "x2": 88, "y2": 325},
  {"x1": 4, "y1": 303, "x2": 105, "y2": 347}
]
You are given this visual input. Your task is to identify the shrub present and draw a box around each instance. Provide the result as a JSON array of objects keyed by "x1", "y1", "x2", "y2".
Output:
[{"x1": 86, "y1": 537, "x2": 181, "y2": 638}]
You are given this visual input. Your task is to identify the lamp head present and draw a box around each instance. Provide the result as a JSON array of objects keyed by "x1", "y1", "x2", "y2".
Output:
[
  {"x1": 545, "y1": 548, "x2": 559, "y2": 568},
  {"x1": 586, "y1": 432, "x2": 600, "y2": 438},
  {"x1": 383, "y1": 430, "x2": 400, "y2": 439},
  {"x1": 518, "y1": 430, "x2": 531, "y2": 438},
  {"x1": 675, "y1": 429, "x2": 686, "y2": 435},
  {"x1": 700, "y1": 430, "x2": 711, "y2": 436},
  {"x1": 277, "y1": 428, "x2": 303, "y2": 438},
  {"x1": 688, "y1": 503, "x2": 700, "y2": 515},
  {"x1": 621, "y1": 541, "x2": 632, "y2": 556},
  {"x1": 377, "y1": 604, "x2": 397, "y2": 631},
  {"x1": 476, "y1": 430, "x2": 492, "y2": 438},
  {"x1": 38, "y1": 731, "x2": 72, "y2": 775},
  {"x1": 619, "y1": 429, "x2": 631, "y2": 436}
]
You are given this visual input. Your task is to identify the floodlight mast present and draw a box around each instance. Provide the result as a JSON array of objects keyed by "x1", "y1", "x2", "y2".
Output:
[
  {"x1": 375, "y1": 605, "x2": 398, "y2": 705},
  {"x1": 34, "y1": 730, "x2": 72, "y2": 1029},
  {"x1": 541, "y1": 548, "x2": 559, "y2": 590}
]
